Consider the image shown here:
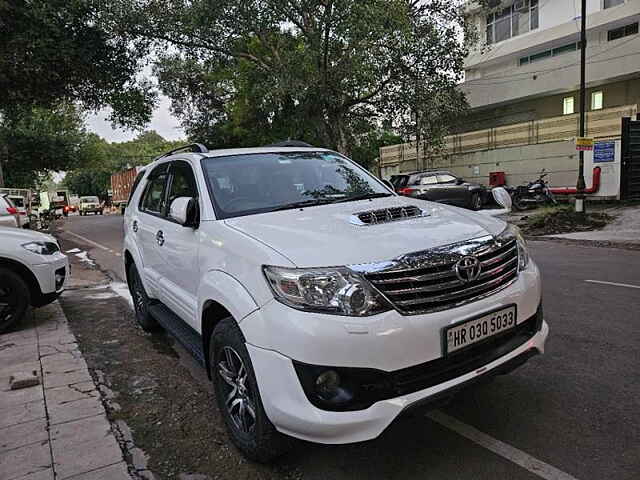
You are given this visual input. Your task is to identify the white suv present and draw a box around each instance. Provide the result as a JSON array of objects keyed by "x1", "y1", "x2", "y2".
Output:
[{"x1": 123, "y1": 143, "x2": 548, "y2": 461}]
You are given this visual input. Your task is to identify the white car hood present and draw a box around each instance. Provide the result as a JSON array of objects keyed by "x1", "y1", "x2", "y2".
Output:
[
  {"x1": 224, "y1": 196, "x2": 507, "y2": 267},
  {"x1": 0, "y1": 226, "x2": 56, "y2": 244}
]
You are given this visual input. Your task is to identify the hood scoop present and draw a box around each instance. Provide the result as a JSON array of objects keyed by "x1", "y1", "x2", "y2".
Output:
[{"x1": 350, "y1": 205, "x2": 427, "y2": 226}]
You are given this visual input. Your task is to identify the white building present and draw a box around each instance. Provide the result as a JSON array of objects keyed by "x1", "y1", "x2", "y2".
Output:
[
  {"x1": 379, "y1": 0, "x2": 640, "y2": 198},
  {"x1": 462, "y1": 0, "x2": 639, "y2": 128}
]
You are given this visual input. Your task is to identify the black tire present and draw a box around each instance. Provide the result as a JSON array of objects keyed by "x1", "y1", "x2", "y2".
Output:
[
  {"x1": 469, "y1": 192, "x2": 482, "y2": 211},
  {"x1": 512, "y1": 194, "x2": 529, "y2": 211},
  {"x1": 99, "y1": 210, "x2": 103, "y2": 215},
  {"x1": 0, "y1": 268, "x2": 30, "y2": 334},
  {"x1": 211, "y1": 318, "x2": 293, "y2": 463},
  {"x1": 128, "y1": 264, "x2": 159, "y2": 331}
]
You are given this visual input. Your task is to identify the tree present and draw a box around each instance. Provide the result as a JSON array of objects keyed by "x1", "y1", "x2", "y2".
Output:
[
  {"x1": 0, "y1": 0, "x2": 155, "y2": 127},
  {"x1": 111, "y1": 0, "x2": 474, "y2": 157},
  {"x1": 0, "y1": 104, "x2": 92, "y2": 188},
  {"x1": 62, "y1": 131, "x2": 186, "y2": 198}
]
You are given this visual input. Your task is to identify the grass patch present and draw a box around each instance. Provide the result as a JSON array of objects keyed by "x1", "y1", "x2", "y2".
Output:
[{"x1": 520, "y1": 206, "x2": 614, "y2": 236}]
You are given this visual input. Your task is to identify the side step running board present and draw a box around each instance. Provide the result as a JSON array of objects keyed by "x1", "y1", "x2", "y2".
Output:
[{"x1": 148, "y1": 304, "x2": 206, "y2": 367}]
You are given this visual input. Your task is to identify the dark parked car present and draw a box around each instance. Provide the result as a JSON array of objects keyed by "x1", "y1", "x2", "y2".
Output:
[{"x1": 390, "y1": 170, "x2": 485, "y2": 210}]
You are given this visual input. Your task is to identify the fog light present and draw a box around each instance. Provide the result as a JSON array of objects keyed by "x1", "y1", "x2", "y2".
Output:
[{"x1": 315, "y1": 370, "x2": 340, "y2": 399}]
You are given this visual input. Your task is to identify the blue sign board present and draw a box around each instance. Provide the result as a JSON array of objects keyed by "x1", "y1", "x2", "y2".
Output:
[{"x1": 593, "y1": 141, "x2": 615, "y2": 163}]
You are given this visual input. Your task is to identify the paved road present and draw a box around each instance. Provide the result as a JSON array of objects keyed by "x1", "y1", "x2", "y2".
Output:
[{"x1": 58, "y1": 214, "x2": 640, "y2": 480}]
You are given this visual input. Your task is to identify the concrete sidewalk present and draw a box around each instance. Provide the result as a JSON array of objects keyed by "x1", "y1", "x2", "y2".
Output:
[{"x1": 0, "y1": 303, "x2": 130, "y2": 480}]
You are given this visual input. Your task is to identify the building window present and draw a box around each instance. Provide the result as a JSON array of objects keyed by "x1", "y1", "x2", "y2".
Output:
[
  {"x1": 487, "y1": 0, "x2": 539, "y2": 45},
  {"x1": 591, "y1": 91, "x2": 603, "y2": 110},
  {"x1": 608, "y1": 22, "x2": 638, "y2": 41},
  {"x1": 519, "y1": 42, "x2": 578, "y2": 66},
  {"x1": 563, "y1": 97, "x2": 575, "y2": 115},
  {"x1": 604, "y1": 0, "x2": 625, "y2": 9}
]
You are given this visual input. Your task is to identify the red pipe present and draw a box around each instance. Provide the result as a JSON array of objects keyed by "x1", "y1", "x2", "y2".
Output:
[{"x1": 550, "y1": 166, "x2": 601, "y2": 195}]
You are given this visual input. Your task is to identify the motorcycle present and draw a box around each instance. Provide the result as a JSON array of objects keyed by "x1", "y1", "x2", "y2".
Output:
[{"x1": 508, "y1": 169, "x2": 557, "y2": 211}]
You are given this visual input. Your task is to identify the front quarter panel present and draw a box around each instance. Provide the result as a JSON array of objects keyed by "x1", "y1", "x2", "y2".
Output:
[{"x1": 195, "y1": 221, "x2": 295, "y2": 329}]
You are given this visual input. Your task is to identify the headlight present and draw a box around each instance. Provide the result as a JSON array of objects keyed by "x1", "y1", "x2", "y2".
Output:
[
  {"x1": 506, "y1": 225, "x2": 529, "y2": 271},
  {"x1": 263, "y1": 265, "x2": 391, "y2": 316},
  {"x1": 22, "y1": 241, "x2": 60, "y2": 255}
]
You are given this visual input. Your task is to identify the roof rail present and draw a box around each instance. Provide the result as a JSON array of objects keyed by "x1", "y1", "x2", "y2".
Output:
[
  {"x1": 266, "y1": 140, "x2": 314, "y2": 148},
  {"x1": 155, "y1": 143, "x2": 209, "y2": 160}
]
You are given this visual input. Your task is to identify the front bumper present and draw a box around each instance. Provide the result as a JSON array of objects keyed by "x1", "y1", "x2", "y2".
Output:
[
  {"x1": 241, "y1": 260, "x2": 546, "y2": 443},
  {"x1": 30, "y1": 252, "x2": 69, "y2": 296},
  {"x1": 248, "y1": 320, "x2": 548, "y2": 444}
]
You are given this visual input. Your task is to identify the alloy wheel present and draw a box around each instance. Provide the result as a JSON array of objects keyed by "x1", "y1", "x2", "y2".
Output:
[{"x1": 217, "y1": 346, "x2": 257, "y2": 435}]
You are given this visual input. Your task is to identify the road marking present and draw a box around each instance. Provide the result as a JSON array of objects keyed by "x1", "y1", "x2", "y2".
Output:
[
  {"x1": 426, "y1": 410, "x2": 580, "y2": 480},
  {"x1": 64, "y1": 231, "x2": 116, "y2": 254},
  {"x1": 585, "y1": 280, "x2": 640, "y2": 290}
]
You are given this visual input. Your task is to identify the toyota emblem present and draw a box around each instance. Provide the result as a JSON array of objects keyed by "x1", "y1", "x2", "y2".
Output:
[{"x1": 455, "y1": 256, "x2": 482, "y2": 283}]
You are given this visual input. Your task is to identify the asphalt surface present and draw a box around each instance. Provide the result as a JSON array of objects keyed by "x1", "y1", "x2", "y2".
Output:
[{"x1": 57, "y1": 213, "x2": 640, "y2": 480}]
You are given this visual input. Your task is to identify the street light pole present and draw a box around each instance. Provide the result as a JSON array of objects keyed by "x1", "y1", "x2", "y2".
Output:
[{"x1": 576, "y1": 0, "x2": 587, "y2": 214}]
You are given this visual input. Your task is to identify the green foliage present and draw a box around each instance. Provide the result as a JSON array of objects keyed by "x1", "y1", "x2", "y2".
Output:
[
  {"x1": 350, "y1": 131, "x2": 403, "y2": 170},
  {"x1": 0, "y1": 104, "x2": 90, "y2": 188},
  {"x1": 0, "y1": 0, "x2": 155, "y2": 128},
  {"x1": 111, "y1": 0, "x2": 473, "y2": 160},
  {"x1": 62, "y1": 131, "x2": 186, "y2": 198}
]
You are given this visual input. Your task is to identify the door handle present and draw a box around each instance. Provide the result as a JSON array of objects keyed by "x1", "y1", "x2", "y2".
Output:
[
  {"x1": 156, "y1": 230, "x2": 164, "y2": 246},
  {"x1": 132, "y1": 220, "x2": 138, "y2": 233}
]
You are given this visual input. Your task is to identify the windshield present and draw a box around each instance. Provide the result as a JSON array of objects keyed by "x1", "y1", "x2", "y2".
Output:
[
  {"x1": 202, "y1": 151, "x2": 390, "y2": 219},
  {"x1": 81, "y1": 196, "x2": 99, "y2": 203}
]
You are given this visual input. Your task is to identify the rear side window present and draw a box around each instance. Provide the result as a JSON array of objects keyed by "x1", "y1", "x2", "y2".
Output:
[
  {"x1": 140, "y1": 165, "x2": 169, "y2": 215},
  {"x1": 419, "y1": 175, "x2": 438, "y2": 185},
  {"x1": 437, "y1": 174, "x2": 457, "y2": 183}
]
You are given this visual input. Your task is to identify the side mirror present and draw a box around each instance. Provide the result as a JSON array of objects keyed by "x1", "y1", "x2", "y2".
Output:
[
  {"x1": 478, "y1": 187, "x2": 512, "y2": 217},
  {"x1": 382, "y1": 179, "x2": 395, "y2": 191},
  {"x1": 169, "y1": 197, "x2": 198, "y2": 227}
]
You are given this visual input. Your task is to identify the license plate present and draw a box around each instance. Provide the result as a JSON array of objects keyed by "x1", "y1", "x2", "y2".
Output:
[{"x1": 444, "y1": 306, "x2": 517, "y2": 354}]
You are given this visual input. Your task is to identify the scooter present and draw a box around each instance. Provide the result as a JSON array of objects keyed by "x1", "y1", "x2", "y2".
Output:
[{"x1": 508, "y1": 169, "x2": 557, "y2": 211}]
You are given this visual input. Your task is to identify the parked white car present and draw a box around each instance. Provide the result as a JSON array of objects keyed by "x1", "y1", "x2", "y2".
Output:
[
  {"x1": 0, "y1": 195, "x2": 20, "y2": 228},
  {"x1": 0, "y1": 227, "x2": 69, "y2": 333},
  {"x1": 123, "y1": 143, "x2": 548, "y2": 462}
]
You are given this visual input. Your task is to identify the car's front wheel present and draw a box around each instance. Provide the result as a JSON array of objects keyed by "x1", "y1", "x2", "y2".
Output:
[
  {"x1": 211, "y1": 318, "x2": 292, "y2": 462},
  {"x1": 0, "y1": 268, "x2": 30, "y2": 333}
]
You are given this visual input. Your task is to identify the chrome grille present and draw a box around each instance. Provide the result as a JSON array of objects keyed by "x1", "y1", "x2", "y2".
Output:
[
  {"x1": 365, "y1": 237, "x2": 519, "y2": 314},
  {"x1": 351, "y1": 205, "x2": 424, "y2": 225}
]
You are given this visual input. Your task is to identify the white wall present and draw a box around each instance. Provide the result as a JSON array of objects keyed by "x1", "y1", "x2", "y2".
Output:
[
  {"x1": 539, "y1": 0, "x2": 601, "y2": 31},
  {"x1": 381, "y1": 139, "x2": 623, "y2": 199},
  {"x1": 584, "y1": 140, "x2": 621, "y2": 197}
]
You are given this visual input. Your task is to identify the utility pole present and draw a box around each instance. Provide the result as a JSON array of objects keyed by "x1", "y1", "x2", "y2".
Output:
[{"x1": 575, "y1": 0, "x2": 587, "y2": 214}]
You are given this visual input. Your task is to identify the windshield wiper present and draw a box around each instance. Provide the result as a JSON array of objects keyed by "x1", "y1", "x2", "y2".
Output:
[
  {"x1": 330, "y1": 192, "x2": 394, "y2": 204},
  {"x1": 268, "y1": 198, "x2": 335, "y2": 212}
]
